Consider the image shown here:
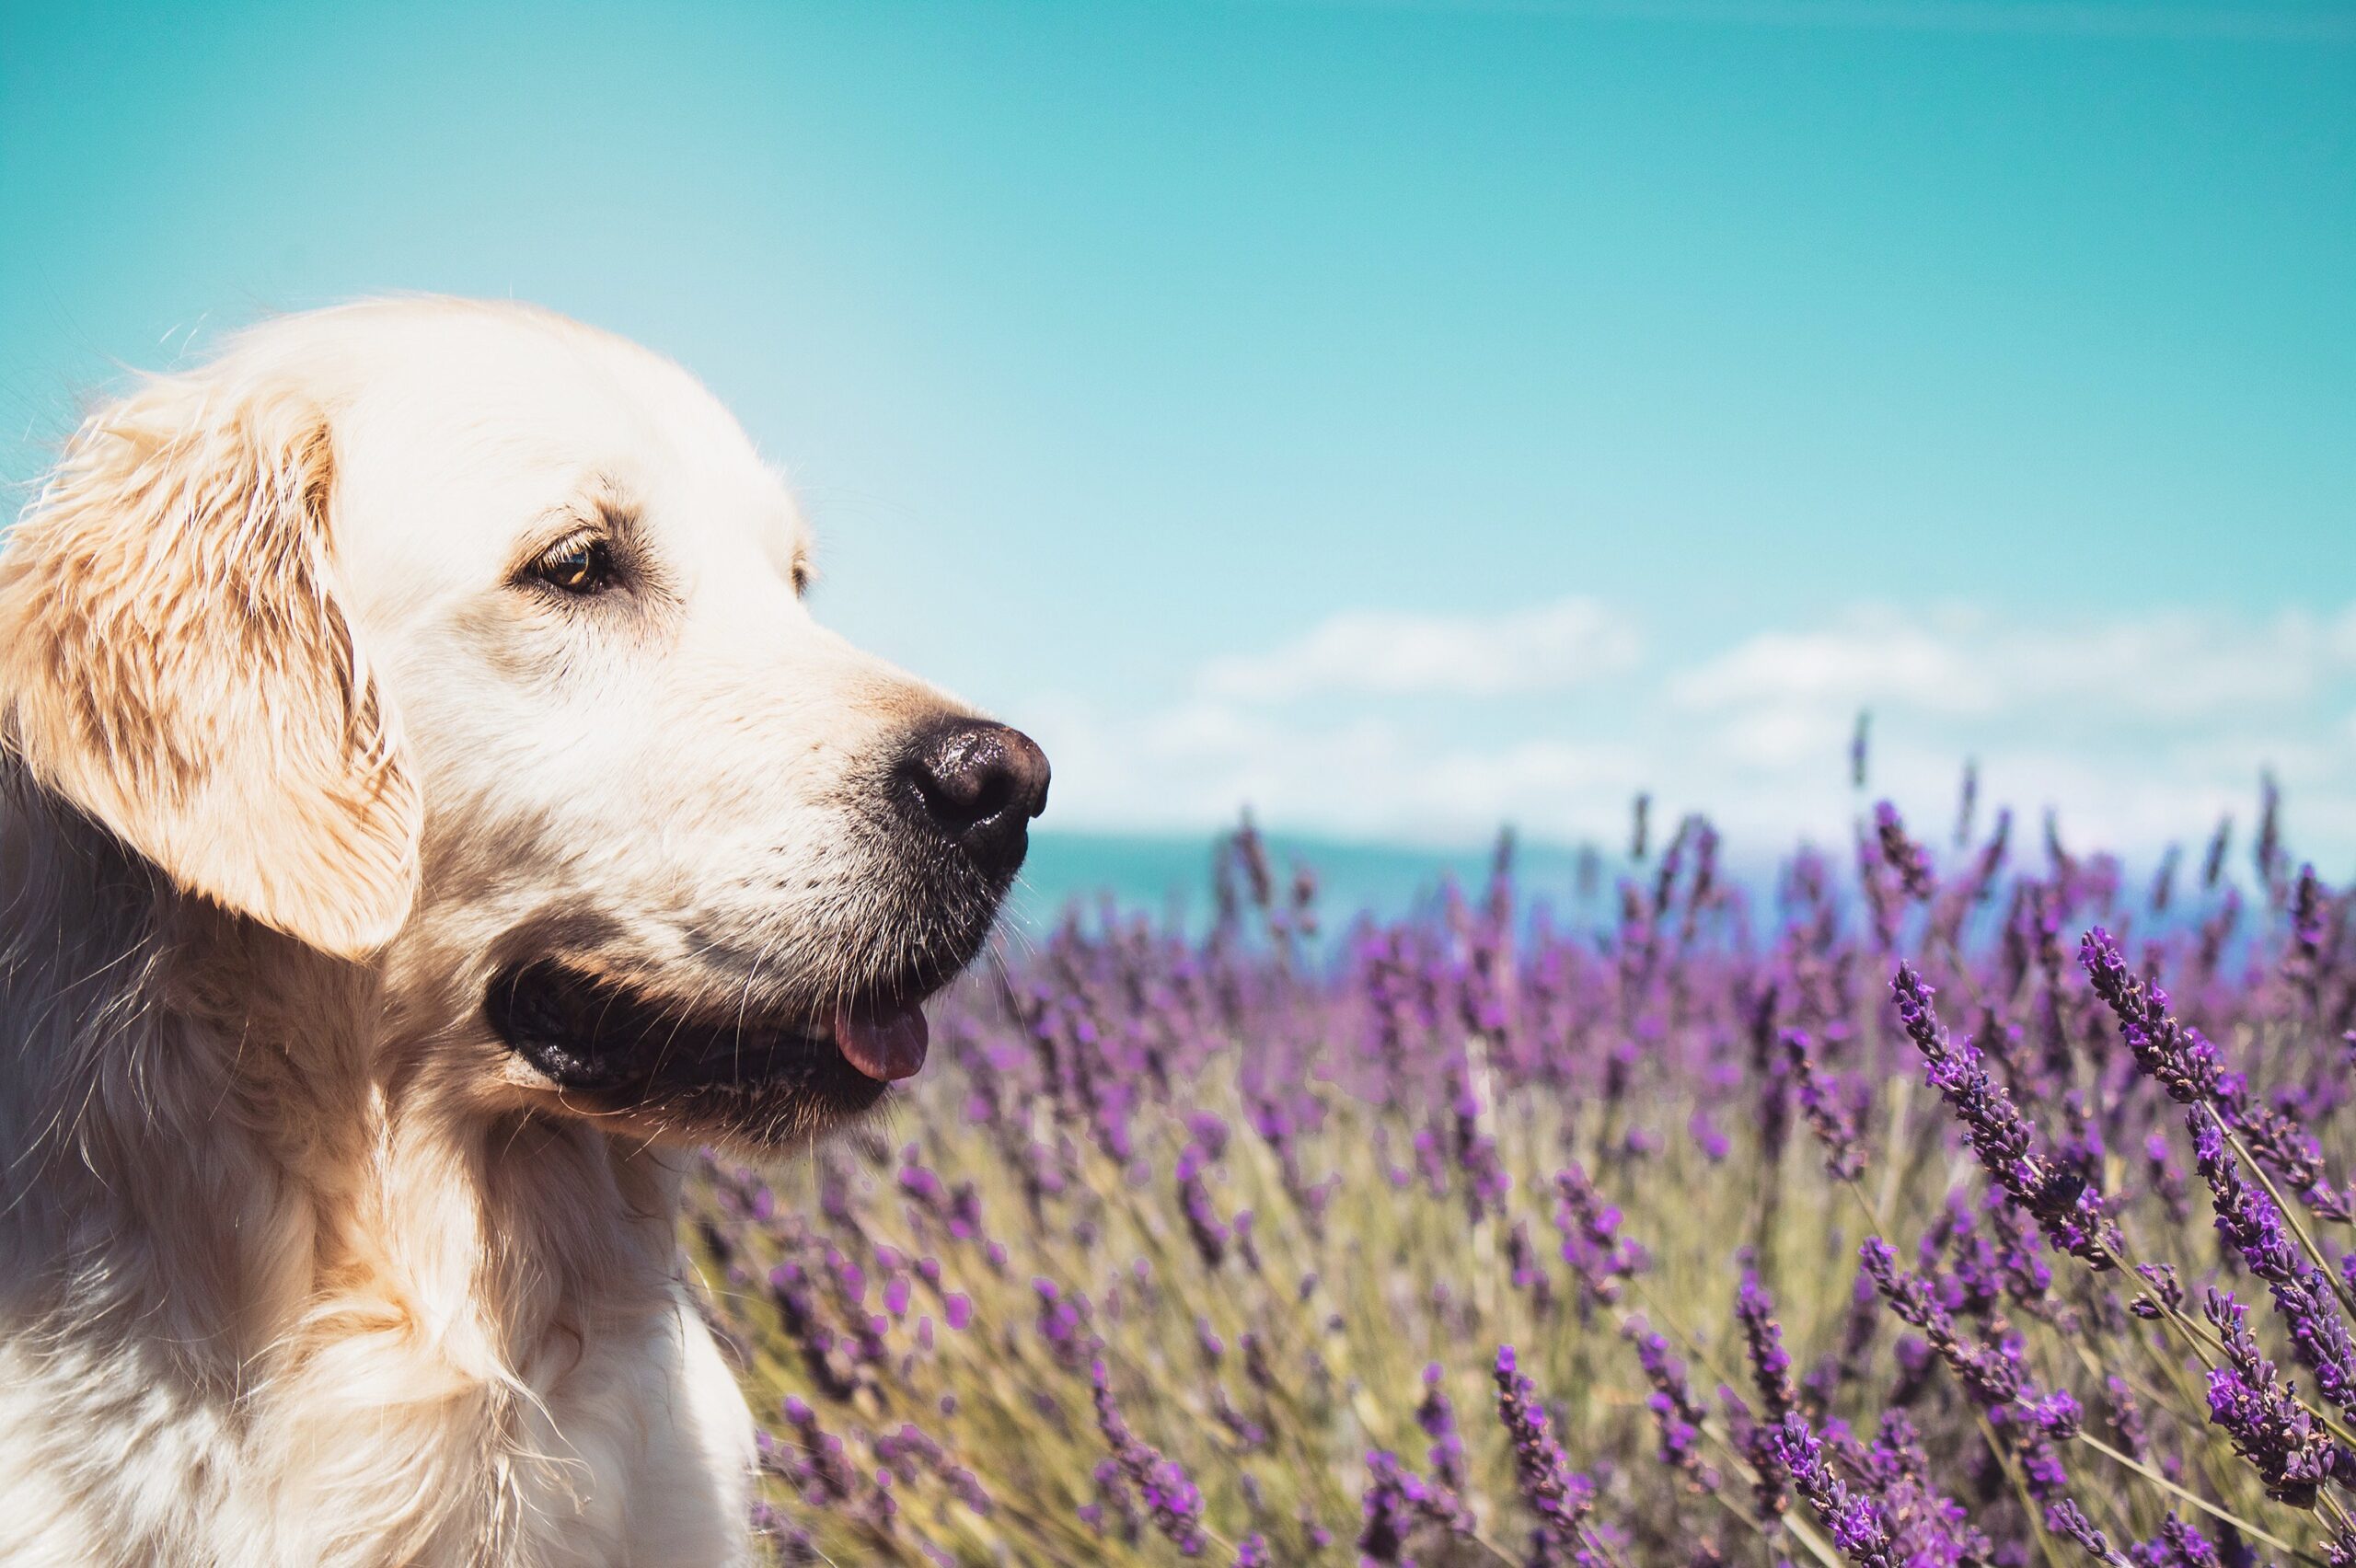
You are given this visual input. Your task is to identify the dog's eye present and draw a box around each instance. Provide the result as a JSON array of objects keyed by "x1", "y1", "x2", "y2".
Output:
[{"x1": 527, "y1": 537, "x2": 618, "y2": 596}]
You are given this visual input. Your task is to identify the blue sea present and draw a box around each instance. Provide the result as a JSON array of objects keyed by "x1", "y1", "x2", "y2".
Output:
[
  {"x1": 1006, "y1": 826, "x2": 2210, "y2": 950},
  {"x1": 1006, "y1": 827, "x2": 1611, "y2": 934}
]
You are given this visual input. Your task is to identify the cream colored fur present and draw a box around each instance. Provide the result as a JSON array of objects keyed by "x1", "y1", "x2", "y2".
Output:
[{"x1": 0, "y1": 298, "x2": 965, "y2": 1565}]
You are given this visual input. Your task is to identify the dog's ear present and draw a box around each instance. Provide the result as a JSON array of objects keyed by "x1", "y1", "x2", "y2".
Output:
[{"x1": 0, "y1": 371, "x2": 421, "y2": 958}]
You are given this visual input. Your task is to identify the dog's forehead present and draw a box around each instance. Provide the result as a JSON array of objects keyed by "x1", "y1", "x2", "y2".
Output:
[{"x1": 255, "y1": 302, "x2": 807, "y2": 584}]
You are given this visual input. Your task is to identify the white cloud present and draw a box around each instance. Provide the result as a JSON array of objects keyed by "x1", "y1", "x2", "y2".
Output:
[
  {"x1": 1670, "y1": 614, "x2": 1984, "y2": 714},
  {"x1": 1038, "y1": 699, "x2": 1654, "y2": 845},
  {"x1": 1196, "y1": 595, "x2": 1641, "y2": 703},
  {"x1": 1673, "y1": 604, "x2": 2356, "y2": 721},
  {"x1": 1713, "y1": 704, "x2": 1855, "y2": 770},
  {"x1": 1030, "y1": 596, "x2": 2356, "y2": 864}
]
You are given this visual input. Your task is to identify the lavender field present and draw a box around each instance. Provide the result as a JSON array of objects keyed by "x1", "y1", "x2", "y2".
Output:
[{"x1": 692, "y1": 777, "x2": 2356, "y2": 1567}]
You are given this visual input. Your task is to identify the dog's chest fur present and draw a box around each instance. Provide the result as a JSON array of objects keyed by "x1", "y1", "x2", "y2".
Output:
[{"x1": 0, "y1": 797, "x2": 756, "y2": 1567}]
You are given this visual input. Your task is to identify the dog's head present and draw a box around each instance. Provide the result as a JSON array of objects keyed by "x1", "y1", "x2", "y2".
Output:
[{"x1": 0, "y1": 298, "x2": 1046, "y2": 1147}]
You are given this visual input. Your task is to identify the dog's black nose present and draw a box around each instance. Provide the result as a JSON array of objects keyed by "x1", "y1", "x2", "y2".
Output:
[{"x1": 896, "y1": 718, "x2": 1051, "y2": 871}]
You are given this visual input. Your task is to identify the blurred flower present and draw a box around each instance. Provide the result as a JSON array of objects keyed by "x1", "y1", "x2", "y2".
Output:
[
  {"x1": 1874, "y1": 801, "x2": 1936, "y2": 902},
  {"x1": 1091, "y1": 1359, "x2": 1207, "y2": 1554},
  {"x1": 1494, "y1": 1345, "x2": 1595, "y2": 1562}
]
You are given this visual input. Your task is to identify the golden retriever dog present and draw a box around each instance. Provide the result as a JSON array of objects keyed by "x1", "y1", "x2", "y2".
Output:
[{"x1": 0, "y1": 297, "x2": 1048, "y2": 1565}]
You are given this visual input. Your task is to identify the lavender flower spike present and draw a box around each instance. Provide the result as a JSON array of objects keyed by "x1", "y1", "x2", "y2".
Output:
[
  {"x1": 1627, "y1": 1318, "x2": 1711, "y2": 1481},
  {"x1": 2199, "y1": 1291, "x2": 2347, "y2": 1509},
  {"x1": 1874, "y1": 801, "x2": 1936, "y2": 901},
  {"x1": 2084, "y1": 927, "x2": 2350, "y2": 1224},
  {"x1": 1417, "y1": 1363, "x2": 1467, "y2": 1491},
  {"x1": 1784, "y1": 1029, "x2": 1867, "y2": 1182},
  {"x1": 2076, "y1": 928, "x2": 2223, "y2": 1105},
  {"x1": 1091, "y1": 1359, "x2": 1208, "y2": 1554},
  {"x1": 1889, "y1": 964, "x2": 2117, "y2": 1268},
  {"x1": 2043, "y1": 1500, "x2": 2119, "y2": 1562},
  {"x1": 1357, "y1": 1451, "x2": 1419, "y2": 1564},
  {"x1": 1736, "y1": 1271, "x2": 1798, "y2": 1422},
  {"x1": 2189, "y1": 1112, "x2": 2356, "y2": 1419},
  {"x1": 1494, "y1": 1345, "x2": 1595, "y2": 1561},
  {"x1": 1770, "y1": 1414, "x2": 1899, "y2": 1568}
]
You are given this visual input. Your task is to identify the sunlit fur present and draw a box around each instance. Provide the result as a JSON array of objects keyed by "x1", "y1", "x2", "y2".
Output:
[{"x1": 0, "y1": 298, "x2": 993, "y2": 1564}]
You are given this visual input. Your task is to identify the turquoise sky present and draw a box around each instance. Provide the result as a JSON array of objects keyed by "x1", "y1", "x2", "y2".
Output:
[{"x1": 5, "y1": 1, "x2": 2352, "y2": 864}]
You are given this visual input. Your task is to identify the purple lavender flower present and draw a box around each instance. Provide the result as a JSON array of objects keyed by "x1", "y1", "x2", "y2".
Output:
[
  {"x1": 1358, "y1": 1447, "x2": 1472, "y2": 1562},
  {"x1": 2285, "y1": 864, "x2": 2328, "y2": 991},
  {"x1": 1357, "y1": 1450, "x2": 1420, "y2": 1564},
  {"x1": 1503, "y1": 1219, "x2": 1556, "y2": 1318},
  {"x1": 872, "y1": 1421, "x2": 993, "y2": 1516},
  {"x1": 773, "y1": 1396, "x2": 858, "y2": 1505},
  {"x1": 2078, "y1": 928, "x2": 2226, "y2": 1104},
  {"x1": 1875, "y1": 801, "x2": 1936, "y2": 901},
  {"x1": 2224, "y1": 1089, "x2": 2350, "y2": 1227},
  {"x1": 747, "y1": 1496, "x2": 813, "y2": 1559},
  {"x1": 1858, "y1": 1235, "x2": 2088, "y2": 1505},
  {"x1": 1736, "y1": 1272, "x2": 1798, "y2": 1423},
  {"x1": 1081, "y1": 1457, "x2": 1144, "y2": 1543},
  {"x1": 1723, "y1": 1387, "x2": 1788, "y2": 1521},
  {"x1": 1889, "y1": 964, "x2": 2118, "y2": 1268},
  {"x1": 1856, "y1": 832, "x2": 1902, "y2": 951},
  {"x1": 1034, "y1": 1278, "x2": 1099, "y2": 1369},
  {"x1": 1627, "y1": 1318, "x2": 1712, "y2": 1482},
  {"x1": 1784, "y1": 1028, "x2": 1867, "y2": 1182},
  {"x1": 1771, "y1": 1414, "x2": 1898, "y2": 1567},
  {"x1": 2045, "y1": 1500, "x2": 2118, "y2": 1561},
  {"x1": 1552, "y1": 1164, "x2": 1645, "y2": 1305},
  {"x1": 1416, "y1": 1364, "x2": 1467, "y2": 1492},
  {"x1": 1934, "y1": 807, "x2": 2013, "y2": 943},
  {"x1": 1175, "y1": 1147, "x2": 1230, "y2": 1269},
  {"x1": 2200, "y1": 1291, "x2": 2348, "y2": 1507},
  {"x1": 687, "y1": 768, "x2": 2356, "y2": 1567},
  {"x1": 2256, "y1": 770, "x2": 2283, "y2": 888},
  {"x1": 2097, "y1": 1377, "x2": 2151, "y2": 1464},
  {"x1": 1854, "y1": 1409, "x2": 1991, "y2": 1563},
  {"x1": 2189, "y1": 1109, "x2": 2356, "y2": 1418},
  {"x1": 1688, "y1": 1107, "x2": 1731, "y2": 1163},
  {"x1": 2201, "y1": 814, "x2": 2233, "y2": 889},
  {"x1": 1091, "y1": 1359, "x2": 1207, "y2": 1553},
  {"x1": 2150, "y1": 842, "x2": 2183, "y2": 914},
  {"x1": 1194, "y1": 1315, "x2": 1226, "y2": 1367},
  {"x1": 2131, "y1": 1516, "x2": 2222, "y2": 1568},
  {"x1": 1494, "y1": 1345, "x2": 1595, "y2": 1562}
]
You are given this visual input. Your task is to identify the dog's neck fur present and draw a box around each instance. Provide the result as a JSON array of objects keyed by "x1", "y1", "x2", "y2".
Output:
[{"x1": 0, "y1": 771, "x2": 749, "y2": 1566}]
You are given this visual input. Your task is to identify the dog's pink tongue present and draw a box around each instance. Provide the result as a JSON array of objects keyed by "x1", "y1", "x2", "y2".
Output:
[{"x1": 832, "y1": 998, "x2": 930, "y2": 1082}]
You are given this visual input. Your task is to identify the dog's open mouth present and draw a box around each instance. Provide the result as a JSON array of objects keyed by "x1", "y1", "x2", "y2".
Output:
[{"x1": 485, "y1": 959, "x2": 931, "y2": 1107}]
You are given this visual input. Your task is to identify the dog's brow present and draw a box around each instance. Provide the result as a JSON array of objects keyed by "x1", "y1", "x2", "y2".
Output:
[
  {"x1": 583, "y1": 470, "x2": 636, "y2": 525},
  {"x1": 772, "y1": 485, "x2": 816, "y2": 592},
  {"x1": 552, "y1": 472, "x2": 641, "y2": 539}
]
